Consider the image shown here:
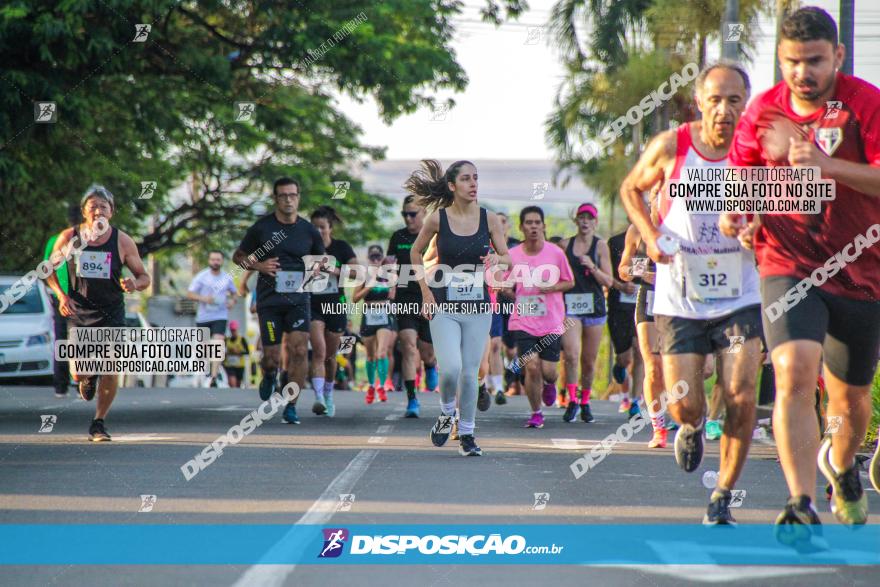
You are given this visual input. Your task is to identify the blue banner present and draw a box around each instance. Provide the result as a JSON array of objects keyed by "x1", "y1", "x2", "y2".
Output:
[{"x1": 1, "y1": 524, "x2": 878, "y2": 565}]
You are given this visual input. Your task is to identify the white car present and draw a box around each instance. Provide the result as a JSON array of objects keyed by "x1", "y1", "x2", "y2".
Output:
[{"x1": 0, "y1": 276, "x2": 56, "y2": 382}]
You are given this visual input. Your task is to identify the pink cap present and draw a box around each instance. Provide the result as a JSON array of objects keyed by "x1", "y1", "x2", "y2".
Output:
[
  {"x1": 229, "y1": 320, "x2": 240, "y2": 330},
  {"x1": 576, "y1": 203, "x2": 598, "y2": 218}
]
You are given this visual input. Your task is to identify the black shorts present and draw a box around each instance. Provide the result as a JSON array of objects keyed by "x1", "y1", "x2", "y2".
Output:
[
  {"x1": 67, "y1": 300, "x2": 126, "y2": 329},
  {"x1": 257, "y1": 304, "x2": 310, "y2": 345},
  {"x1": 359, "y1": 312, "x2": 397, "y2": 338},
  {"x1": 655, "y1": 304, "x2": 762, "y2": 356},
  {"x1": 607, "y1": 303, "x2": 636, "y2": 355},
  {"x1": 196, "y1": 319, "x2": 227, "y2": 337},
  {"x1": 395, "y1": 300, "x2": 432, "y2": 344},
  {"x1": 635, "y1": 285, "x2": 655, "y2": 325},
  {"x1": 516, "y1": 330, "x2": 562, "y2": 363},
  {"x1": 762, "y1": 275, "x2": 880, "y2": 386},
  {"x1": 310, "y1": 301, "x2": 347, "y2": 333},
  {"x1": 490, "y1": 311, "x2": 504, "y2": 338},
  {"x1": 225, "y1": 366, "x2": 244, "y2": 380}
]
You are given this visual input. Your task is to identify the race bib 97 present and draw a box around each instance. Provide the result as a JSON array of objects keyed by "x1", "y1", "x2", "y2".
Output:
[
  {"x1": 364, "y1": 307, "x2": 390, "y2": 327},
  {"x1": 619, "y1": 285, "x2": 639, "y2": 305},
  {"x1": 78, "y1": 251, "x2": 111, "y2": 279},
  {"x1": 276, "y1": 271, "x2": 304, "y2": 293}
]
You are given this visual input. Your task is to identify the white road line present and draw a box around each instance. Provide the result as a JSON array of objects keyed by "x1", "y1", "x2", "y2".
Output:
[
  {"x1": 384, "y1": 414, "x2": 400, "y2": 421},
  {"x1": 376, "y1": 425, "x2": 393, "y2": 434},
  {"x1": 231, "y1": 449, "x2": 379, "y2": 587},
  {"x1": 367, "y1": 436, "x2": 387, "y2": 444},
  {"x1": 599, "y1": 565, "x2": 829, "y2": 583}
]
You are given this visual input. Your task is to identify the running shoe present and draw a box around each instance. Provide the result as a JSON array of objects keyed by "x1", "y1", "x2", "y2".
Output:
[
  {"x1": 563, "y1": 402, "x2": 579, "y2": 423},
  {"x1": 541, "y1": 383, "x2": 556, "y2": 407},
  {"x1": 477, "y1": 383, "x2": 491, "y2": 412},
  {"x1": 365, "y1": 386, "x2": 376, "y2": 405},
  {"x1": 459, "y1": 434, "x2": 482, "y2": 456},
  {"x1": 627, "y1": 399, "x2": 641, "y2": 420},
  {"x1": 312, "y1": 397, "x2": 327, "y2": 416},
  {"x1": 78, "y1": 376, "x2": 97, "y2": 402},
  {"x1": 817, "y1": 437, "x2": 868, "y2": 525},
  {"x1": 209, "y1": 377, "x2": 218, "y2": 388},
  {"x1": 450, "y1": 417, "x2": 460, "y2": 441},
  {"x1": 258, "y1": 373, "x2": 276, "y2": 401},
  {"x1": 674, "y1": 423, "x2": 704, "y2": 473},
  {"x1": 377, "y1": 387, "x2": 388, "y2": 402},
  {"x1": 557, "y1": 391, "x2": 569, "y2": 409},
  {"x1": 525, "y1": 412, "x2": 545, "y2": 428},
  {"x1": 705, "y1": 420, "x2": 723, "y2": 441},
  {"x1": 425, "y1": 365, "x2": 439, "y2": 391},
  {"x1": 430, "y1": 413, "x2": 455, "y2": 447},
  {"x1": 618, "y1": 397, "x2": 631, "y2": 413},
  {"x1": 666, "y1": 420, "x2": 679, "y2": 431},
  {"x1": 870, "y1": 428, "x2": 880, "y2": 493},
  {"x1": 282, "y1": 403, "x2": 300, "y2": 425},
  {"x1": 648, "y1": 428, "x2": 667, "y2": 449},
  {"x1": 404, "y1": 397, "x2": 420, "y2": 418},
  {"x1": 703, "y1": 489, "x2": 737, "y2": 525},
  {"x1": 495, "y1": 390, "x2": 507, "y2": 405},
  {"x1": 54, "y1": 390, "x2": 68, "y2": 398},
  {"x1": 88, "y1": 418, "x2": 111, "y2": 442},
  {"x1": 774, "y1": 495, "x2": 821, "y2": 545},
  {"x1": 325, "y1": 394, "x2": 336, "y2": 418},
  {"x1": 580, "y1": 402, "x2": 595, "y2": 423}
]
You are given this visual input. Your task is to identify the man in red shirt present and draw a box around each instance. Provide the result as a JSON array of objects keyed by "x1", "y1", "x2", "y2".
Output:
[{"x1": 723, "y1": 7, "x2": 880, "y2": 530}]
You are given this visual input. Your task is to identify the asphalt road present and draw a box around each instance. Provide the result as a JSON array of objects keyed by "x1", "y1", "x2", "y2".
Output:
[{"x1": 1, "y1": 383, "x2": 877, "y2": 586}]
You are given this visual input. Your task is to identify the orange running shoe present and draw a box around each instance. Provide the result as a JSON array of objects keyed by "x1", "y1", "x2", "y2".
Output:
[
  {"x1": 557, "y1": 392, "x2": 569, "y2": 408},
  {"x1": 365, "y1": 386, "x2": 376, "y2": 404},
  {"x1": 377, "y1": 387, "x2": 388, "y2": 402},
  {"x1": 648, "y1": 428, "x2": 667, "y2": 449}
]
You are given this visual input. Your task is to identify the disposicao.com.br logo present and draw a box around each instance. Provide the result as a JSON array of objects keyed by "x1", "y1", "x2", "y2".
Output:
[{"x1": 319, "y1": 529, "x2": 563, "y2": 557}]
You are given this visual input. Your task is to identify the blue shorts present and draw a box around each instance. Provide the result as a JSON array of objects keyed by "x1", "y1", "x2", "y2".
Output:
[
  {"x1": 566, "y1": 314, "x2": 607, "y2": 328},
  {"x1": 490, "y1": 311, "x2": 504, "y2": 338}
]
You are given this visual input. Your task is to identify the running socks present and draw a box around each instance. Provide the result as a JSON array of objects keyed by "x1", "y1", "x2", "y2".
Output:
[
  {"x1": 441, "y1": 400, "x2": 456, "y2": 416},
  {"x1": 323, "y1": 380, "x2": 334, "y2": 396},
  {"x1": 311, "y1": 377, "x2": 325, "y2": 401},
  {"x1": 580, "y1": 388, "x2": 591, "y2": 405},
  {"x1": 458, "y1": 419, "x2": 475, "y2": 435},
  {"x1": 566, "y1": 383, "x2": 577, "y2": 402},
  {"x1": 612, "y1": 364, "x2": 627, "y2": 385},
  {"x1": 377, "y1": 357, "x2": 389, "y2": 385},
  {"x1": 405, "y1": 379, "x2": 416, "y2": 400},
  {"x1": 651, "y1": 412, "x2": 665, "y2": 432},
  {"x1": 366, "y1": 360, "x2": 377, "y2": 387},
  {"x1": 489, "y1": 374, "x2": 503, "y2": 392}
]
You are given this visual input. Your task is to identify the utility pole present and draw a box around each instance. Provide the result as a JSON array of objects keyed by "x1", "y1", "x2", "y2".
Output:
[
  {"x1": 840, "y1": 0, "x2": 854, "y2": 74},
  {"x1": 721, "y1": 0, "x2": 740, "y2": 61}
]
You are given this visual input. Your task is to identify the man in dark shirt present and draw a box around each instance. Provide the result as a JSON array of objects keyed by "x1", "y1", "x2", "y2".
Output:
[
  {"x1": 606, "y1": 227, "x2": 641, "y2": 404},
  {"x1": 233, "y1": 177, "x2": 325, "y2": 425}
]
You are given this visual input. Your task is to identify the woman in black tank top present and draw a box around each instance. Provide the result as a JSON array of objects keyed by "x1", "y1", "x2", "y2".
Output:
[
  {"x1": 405, "y1": 160, "x2": 511, "y2": 457},
  {"x1": 557, "y1": 203, "x2": 614, "y2": 420}
]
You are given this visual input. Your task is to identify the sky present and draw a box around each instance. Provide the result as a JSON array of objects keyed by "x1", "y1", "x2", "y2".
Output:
[{"x1": 337, "y1": 0, "x2": 880, "y2": 162}]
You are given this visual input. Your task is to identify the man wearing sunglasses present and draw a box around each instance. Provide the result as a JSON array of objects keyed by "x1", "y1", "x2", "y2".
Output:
[{"x1": 387, "y1": 195, "x2": 438, "y2": 417}]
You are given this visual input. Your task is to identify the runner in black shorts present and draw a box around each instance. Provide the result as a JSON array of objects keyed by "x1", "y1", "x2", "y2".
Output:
[
  {"x1": 233, "y1": 177, "x2": 324, "y2": 425},
  {"x1": 388, "y1": 194, "x2": 437, "y2": 417},
  {"x1": 46, "y1": 185, "x2": 151, "y2": 442},
  {"x1": 308, "y1": 206, "x2": 357, "y2": 418},
  {"x1": 354, "y1": 245, "x2": 398, "y2": 405},
  {"x1": 606, "y1": 225, "x2": 641, "y2": 415}
]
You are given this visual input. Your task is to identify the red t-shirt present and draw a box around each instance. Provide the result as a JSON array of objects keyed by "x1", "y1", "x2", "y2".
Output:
[{"x1": 729, "y1": 72, "x2": 880, "y2": 301}]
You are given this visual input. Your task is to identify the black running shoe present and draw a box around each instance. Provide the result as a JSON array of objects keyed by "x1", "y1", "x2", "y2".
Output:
[
  {"x1": 459, "y1": 434, "x2": 482, "y2": 456},
  {"x1": 430, "y1": 414, "x2": 455, "y2": 447},
  {"x1": 209, "y1": 377, "x2": 218, "y2": 388},
  {"x1": 259, "y1": 371, "x2": 277, "y2": 401},
  {"x1": 563, "y1": 402, "x2": 579, "y2": 423},
  {"x1": 88, "y1": 418, "x2": 111, "y2": 442},
  {"x1": 495, "y1": 390, "x2": 507, "y2": 405},
  {"x1": 78, "y1": 376, "x2": 98, "y2": 402},
  {"x1": 674, "y1": 422, "x2": 704, "y2": 472},
  {"x1": 477, "y1": 383, "x2": 491, "y2": 412},
  {"x1": 774, "y1": 495, "x2": 821, "y2": 545},
  {"x1": 579, "y1": 403, "x2": 595, "y2": 423},
  {"x1": 703, "y1": 489, "x2": 737, "y2": 525}
]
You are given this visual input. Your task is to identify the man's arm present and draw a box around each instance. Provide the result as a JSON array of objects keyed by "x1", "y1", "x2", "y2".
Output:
[
  {"x1": 619, "y1": 130, "x2": 676, "y2": 264},
  {"x1": 119, "y1": 232, "x2": 151, "y2": 292}
]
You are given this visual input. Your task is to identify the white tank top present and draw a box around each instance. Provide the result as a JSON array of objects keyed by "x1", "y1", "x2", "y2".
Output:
[{"x1": 652, "y1": 123, "x2": 760, "y2": 319}]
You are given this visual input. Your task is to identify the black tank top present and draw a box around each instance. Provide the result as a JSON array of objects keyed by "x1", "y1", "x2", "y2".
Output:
[
  {"x1": 363, "y1": 270, "x2": 391, "y2": 303},
  {"x1": 431, "y1": 207, "x2": 491, "y2": 311},
  {"x1": 69, "y1": 225, "x2": 124, "y2": 308},
  {"x1": 565, "y1": 236, "x2": 606, "y2": 317}
]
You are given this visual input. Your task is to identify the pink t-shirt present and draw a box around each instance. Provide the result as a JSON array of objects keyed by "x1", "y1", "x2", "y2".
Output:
[{"x1": 505, "y1": 242, "x2": 574, "y2": 337}]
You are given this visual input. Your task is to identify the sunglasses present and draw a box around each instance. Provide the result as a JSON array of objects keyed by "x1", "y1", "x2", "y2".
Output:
[
  {"x1": 368, "y1": 254, "x2": 383, "y2": 261},
  {"x1": 401, "y1": 211, "x2": 418, "y2": 219}
]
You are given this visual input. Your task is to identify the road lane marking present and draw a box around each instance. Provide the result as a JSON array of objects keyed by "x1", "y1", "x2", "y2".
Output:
[
  {"x1": 231, "y1": 449, "x2": 379, "y2": 587},
  {"x1": 376, "y1": 425, "x2": 392, "y2": 434},
  {"x1": 367, "y1": 436, "x2": 387, "y2": 444}
]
